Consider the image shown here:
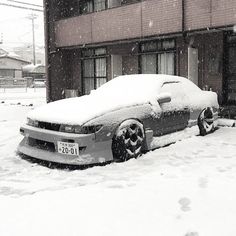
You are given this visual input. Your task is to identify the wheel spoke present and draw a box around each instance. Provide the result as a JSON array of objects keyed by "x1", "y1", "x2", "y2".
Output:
[
  {"x1": 204, "y1": 121, "x2": 210, "y2": 129},
  {"x1": 128, "y1": 127, "x2": 136, "y2": 135},
  {"x1": 134, "y1": 146, "x2": 142, "y2": 155},
  {"x1": 130, "y1": 140, "x2": 138, "y2": 146}
]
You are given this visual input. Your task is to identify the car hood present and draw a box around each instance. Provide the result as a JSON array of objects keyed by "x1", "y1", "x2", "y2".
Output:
[{"x1": 28, "y1": 94, "x2": 153, "y2": 125}]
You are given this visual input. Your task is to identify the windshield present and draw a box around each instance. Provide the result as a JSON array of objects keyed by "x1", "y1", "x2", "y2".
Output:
[{"x1": 94, "y1": 74, "x2": 163, "y2": 101}]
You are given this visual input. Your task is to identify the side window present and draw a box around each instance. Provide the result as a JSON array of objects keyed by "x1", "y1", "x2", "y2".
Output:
[
  {"x1": 161, "y1": 82, "x2": 185, "y2": 98},
  {"x1": 160, "y1": 82, "x2": 188, "y2": 107}
]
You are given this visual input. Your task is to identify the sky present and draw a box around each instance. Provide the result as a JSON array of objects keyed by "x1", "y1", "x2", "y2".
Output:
[{"x1": 0, "y1": 0, "x2": 44, "y2": 51}]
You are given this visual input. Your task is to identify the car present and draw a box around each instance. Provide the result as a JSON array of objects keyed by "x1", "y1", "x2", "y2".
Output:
[{"x1": 18, "y1": 74, "x2": 219, "y2": 166}]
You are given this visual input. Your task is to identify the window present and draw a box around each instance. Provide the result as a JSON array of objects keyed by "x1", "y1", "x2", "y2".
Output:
[
  {"x1": 57, "y1": 0, "x2": 142, "y2": 18},
  {"x1": 94, "y1": 0, "x2": 106, "y2": 11},
  {"x1": 141, "y1": 54, "x2": 156, "y2": 74},
  {"x1": 140, "y1": 39, "x2": 175, "y2": 75},
  {"x1": 160, "y1": 82, "x2": 187, "y2": 106},
  {"x1": 79, "y1": 0, "x2": 107, "y2": 14},
  {"x1": 158, "y1": 53, "x2": 175, "y2": 75},
  {"x1": 79, "y1": 0, "x2": 93, "y2": 13},
  {"x1": 82, "y1": 48, "x2": 107, "y2": 95}
]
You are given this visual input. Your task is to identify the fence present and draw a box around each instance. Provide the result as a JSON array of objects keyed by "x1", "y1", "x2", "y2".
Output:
[{"x1": 0, "y1": 77, "x2": 45, "y2": 93}]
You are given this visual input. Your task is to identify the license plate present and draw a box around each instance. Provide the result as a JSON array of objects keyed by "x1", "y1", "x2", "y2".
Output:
[{"x1": 57, "y1": 141, "x2": 79, "y2": 156}]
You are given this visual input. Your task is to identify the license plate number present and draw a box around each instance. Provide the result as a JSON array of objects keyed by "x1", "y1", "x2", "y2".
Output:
[{"x1": 57, "y1": 141, "x2": 79, "y2": 156}]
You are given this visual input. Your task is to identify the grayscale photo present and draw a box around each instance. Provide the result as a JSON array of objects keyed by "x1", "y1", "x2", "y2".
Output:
[{"x1": 0, "y1": 0, "x2": 236, "y2": 235}]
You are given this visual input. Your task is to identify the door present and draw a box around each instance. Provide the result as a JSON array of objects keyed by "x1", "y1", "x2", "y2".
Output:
[
  {"x1": 111, "y1": 54, "x2": 122, "y2": 79},
  {"x1": 188, "y1": 47, "x2": 198, "y2": 86},
  {"x1": 149, "y1": 81, "x2": 190, "y2": 136},
  {"x1": 225, "y1": 35, "x2": 236, "y2": 105}
]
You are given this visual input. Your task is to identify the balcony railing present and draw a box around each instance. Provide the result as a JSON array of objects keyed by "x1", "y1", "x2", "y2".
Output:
[
  {"x1": 55, "y1": 0, "x2": 182, "y2": 47},
  {"x1": 54, "y1": 0, "x2": 236, "y2": 48}
]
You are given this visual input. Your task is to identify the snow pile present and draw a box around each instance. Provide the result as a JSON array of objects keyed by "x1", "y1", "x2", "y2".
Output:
[
  {"x1": 0, "y1": 88, "x2": 46, "y2": 106},
  {"x1": 1, "y1": 98, "x2": 236, "y2": 236},
  {"x1": 218, "y1": 118, "x2": 236, "y2": 127},
  {"x1": 150, "y1": 125, "x2": 199, "y2": 149}
]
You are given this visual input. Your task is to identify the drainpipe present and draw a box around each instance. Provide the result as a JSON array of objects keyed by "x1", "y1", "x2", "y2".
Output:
[{"x1": 182, "y1": 0, "x2": 186, "y2": 42}]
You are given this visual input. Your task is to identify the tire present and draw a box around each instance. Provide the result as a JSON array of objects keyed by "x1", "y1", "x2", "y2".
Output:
[
  {"x1": 112, "y1": 119, "x2": 145, "y2": 162},
  {"x1": 198, "y1": 107, "x2": 215, "y2": 136}
]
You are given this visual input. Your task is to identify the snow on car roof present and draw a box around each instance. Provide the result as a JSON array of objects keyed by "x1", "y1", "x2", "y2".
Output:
[
  {"x1": 95, "y1": 74, "x2": 191, "y2": 95},
  {"x1": 27, "y1": 74, "x2": 205, "y2": 125}
]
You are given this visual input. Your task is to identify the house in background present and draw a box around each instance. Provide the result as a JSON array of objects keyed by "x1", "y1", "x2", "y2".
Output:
[
  {"x1": 44, "y1": 0, "x2": 236, "y2": 109},
  {"x1": 13, "y1": 45, "x2": 45, "y2": 66},
  {"x1": 0, "y1": 51, "x2": 30, "y2": 78}
]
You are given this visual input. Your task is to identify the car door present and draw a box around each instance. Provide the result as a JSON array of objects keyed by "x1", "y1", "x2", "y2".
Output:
[{"x1": 152, "y1": 81, "x2": 190, "y2": 136}]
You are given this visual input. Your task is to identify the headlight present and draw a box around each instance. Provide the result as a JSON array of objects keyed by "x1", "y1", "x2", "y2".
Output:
[
  {"x1": 60, "y1": 124, "x2": 103, "y2": 134},
  {"x1": 74, "y1": 125, "x2": 103, "y2": 134},
  {"x1": 62, "y1": 125, "x2": 74, "y2": 133},
  {"x1": 27, "y1": 118, "x2": 38, "y2": 127}
]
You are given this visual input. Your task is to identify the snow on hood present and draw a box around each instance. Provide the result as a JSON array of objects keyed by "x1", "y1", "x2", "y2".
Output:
[{"x1": 28, "y1": 95, "x2": 151, "y2": 125}]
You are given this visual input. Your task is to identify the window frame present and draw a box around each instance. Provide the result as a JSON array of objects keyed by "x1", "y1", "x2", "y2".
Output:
[
  {"x1": 81, "y1": 47, "x2": 108, "y2": 95},
  {"x1": 56, "y1": 0, "x2": 142, "y2": 19},
  {"x1": 139, "y1": 39, "x2": 176, "y2": 75}
]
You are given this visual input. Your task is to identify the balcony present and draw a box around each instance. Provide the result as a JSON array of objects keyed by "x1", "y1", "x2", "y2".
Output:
[
  {"x1": 55, "y1": 0, "x2": 182, "y2": 47},
  {"x1": 185, "y1": 0, "x2": 236, "y2": 31}
]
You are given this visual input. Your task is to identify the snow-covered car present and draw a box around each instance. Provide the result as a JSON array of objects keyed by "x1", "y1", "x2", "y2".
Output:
[{"x1": 18, "y1": 74, "x2": 219, "y2": 166}]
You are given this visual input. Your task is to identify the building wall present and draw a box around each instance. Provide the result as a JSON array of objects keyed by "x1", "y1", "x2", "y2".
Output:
[
  {"x1": 44, "y1": 0, "x2": 234, "y2": 103},
  {"x1": 142, "y1": 0, "x2": 182, "y2": 37},
  {"x1": 108, "y1": 43, "x2": 139, "y2": 77},
  {"x1": 47, "y1": 50, "x2": 73, "y2": 101}
]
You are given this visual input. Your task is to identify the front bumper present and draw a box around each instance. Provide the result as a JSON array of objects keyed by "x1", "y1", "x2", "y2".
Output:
[{"x1": 17, "y1": 124, "x2": 113, "y2": 165}]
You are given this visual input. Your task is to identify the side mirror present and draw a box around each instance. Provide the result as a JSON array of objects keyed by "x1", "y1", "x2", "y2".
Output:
[{"x1": 157, "y1": 93, "x2": 171, "y2": 104}]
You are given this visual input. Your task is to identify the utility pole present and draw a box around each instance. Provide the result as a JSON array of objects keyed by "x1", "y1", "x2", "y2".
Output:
[{"x1": 27, "y1": 13, "x2": 37, "y2": 65}]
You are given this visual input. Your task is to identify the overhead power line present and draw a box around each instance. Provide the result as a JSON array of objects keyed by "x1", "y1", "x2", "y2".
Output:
[
  {"x1": 7, "y1": 0, "x2": 43, "y2": 8},
  {"x1": 0, "y1": 2, "x2": 43, "y2": 12}
]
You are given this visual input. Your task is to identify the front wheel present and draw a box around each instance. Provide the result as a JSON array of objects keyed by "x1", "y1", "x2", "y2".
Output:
[
  {"x1": 112, "y1": 119, "x2": 145, "y2": 162},
  {"x1": 198, "y1": 107, "x2": 215, "y2": 136}
]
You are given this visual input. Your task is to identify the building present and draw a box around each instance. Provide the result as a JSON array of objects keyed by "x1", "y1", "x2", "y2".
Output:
[
  {"x1": 0, "y1": 52, "x2": 30, "y2": 78},
  {"x1": 44, "y1": 0, "x2": 236, "y2": 107},
  {"x1": 13, "y1": 45, "x2": 46, "y2": 66},
  {"x1": 22, "y1": 64, "x2": 46, "y2": 81}
]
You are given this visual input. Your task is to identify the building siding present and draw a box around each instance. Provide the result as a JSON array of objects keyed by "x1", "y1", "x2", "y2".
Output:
[
  {"x1": 142, "y1": 0, "x2": 182, "y2": 36},
  {"x1": 185, "y1": 0, "x2": 211, "y2": 30},
  {"x1": 212, "y1": 0, "x2": 236, "y2": 27},
  {"x1": 91, "y1": 3, "x2": 142, "y2": 43},
  {"x1": 55, "y1": 15, "x2": 92, "y2": 47}
]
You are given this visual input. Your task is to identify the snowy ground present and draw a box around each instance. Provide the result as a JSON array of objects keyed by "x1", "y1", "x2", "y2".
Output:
[{"x1": 0, "y1": 88, "x2": 236, "y2": 236}]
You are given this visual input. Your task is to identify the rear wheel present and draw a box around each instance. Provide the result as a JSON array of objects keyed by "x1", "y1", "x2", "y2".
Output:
[
  {"x1": 112, "y1": 120, "x2": 145, "y2": 162},
  {"x1": 198, "y1": 107, "x2": 215, "y2": 136}
]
